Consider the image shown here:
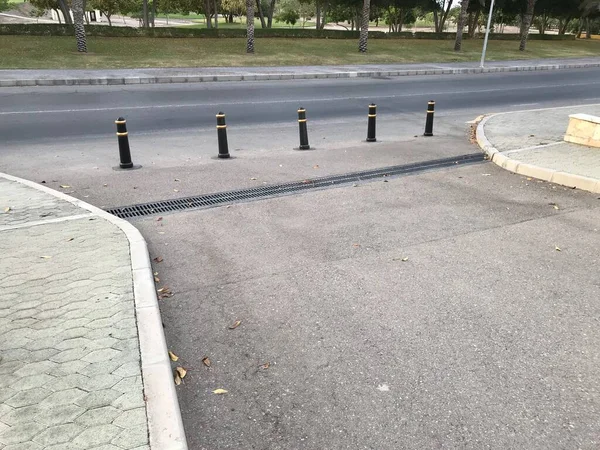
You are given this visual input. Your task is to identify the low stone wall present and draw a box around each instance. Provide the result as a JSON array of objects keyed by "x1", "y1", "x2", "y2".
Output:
[{"x1": 564, "y1": 113, "x2": 600, "y2": 148}]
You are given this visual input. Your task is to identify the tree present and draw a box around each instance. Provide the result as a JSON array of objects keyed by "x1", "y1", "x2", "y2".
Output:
[
  {"x1": 89, "y1": 0, "x2": 120, "y2": 24},
  {"x1": 519, "y1": 0, "x2": 536, "y2": 50},
  {"x1": 0, "y1": 0, "x2": 10, "y2": 12},
  {"x1": 454, "y1": 0, "x2": 468, "y2": 49},
  {"x1": 246, "y1": 0, "x2": 255, "y2": 52},
  {"x1": 72, "y1": 0, "x2": 87, "y2": 52},
  {"x1": 358, "y1": 0, "x2": 370, "y2": 52}
]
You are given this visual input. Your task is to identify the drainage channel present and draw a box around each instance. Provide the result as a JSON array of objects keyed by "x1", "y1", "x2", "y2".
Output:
[{"x1": 106, "y1": 153, "x2": 485, "y2": 219}]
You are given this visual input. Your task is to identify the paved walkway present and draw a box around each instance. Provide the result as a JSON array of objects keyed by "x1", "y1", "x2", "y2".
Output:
[
  {"x1": 1, "y1": 57, "x2": 599, "y2": 87},
  {"x1": 0, "y1": 175, "x2": 186, "y2": 449},
  {"x1": 477, "y1": 104, "x2": 600, "y2": 193}
]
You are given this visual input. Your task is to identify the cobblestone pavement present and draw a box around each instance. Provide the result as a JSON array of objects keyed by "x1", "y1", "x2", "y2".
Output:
[
  {"x1": 0, "y1": 178, "x2": 150, "y2": 449},
  {"x1": 483, "y1": 104, "x2": 600, "y2": 181}
]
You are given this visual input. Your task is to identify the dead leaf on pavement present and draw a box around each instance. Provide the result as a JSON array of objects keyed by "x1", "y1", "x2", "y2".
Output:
[
  {"x1": 259, "y1": 362, "x2": 270, "y2": 370},
  {"x1": 4, "y1": 207, "x2": 10, "y2": 213},
  {"x1": 555, "y1": 246, "x2": 562, "y2": 252},
  {"x1": 153, "y1": 257, "x2": 164, "y2": 263},
  {"x1": 202, "y1": 357, "x2": 211, "y2": 367},
  {"x1": 228, "y1": 320, "x2": 242, "y2": 330},
  {"x1": 213, "y1": 389, "x2": 228, "y2": 395},
  {"x1": 549, "y1": 202, "x2": 559, "y2": 210},
  {"x1": 157, "y1": 217, "x2": 163, "y2": 222},
  {"x1": 154, "y1": 276, "x2": 160, "y2": 283},
  {"x1": 401, "y1": 257, "x2": 409, "y2": 262},
  {"x1": 174, "y1": 178, "x2": 180, "y2": 182},
  {"x1": 67, "y1": 237, "x2": 74, "y2": 242},
  {"x1": 173, "y1": 189, "x2": 179, "y2": 193},
  {"x1": 157, "y1": 287, "x2": 173, "y2": 299},
  {"x1": 39, "y1": 256, "x2": 52, "y2": 259},
  {"x1": 176, "y1": 367, "x2": 187, "y2": 379},
  {"x1": 59, "y1": 185, "x2": 71, "y2": 189},
  {"x1": 168, "y1": 350, "x2": 179, "y2": 362},
  {"x1": 174, "y1": 373, "x2": 182, "y2": 385},
  {"x1": 313, "y1": 165, "x2": 319, "y2": 169},
  {"x1": 352, "y1": 243, "x2": 361, "y2": 248},
  {"x1": 250, "y1": 177, "x2": 257, "y2": 180}
]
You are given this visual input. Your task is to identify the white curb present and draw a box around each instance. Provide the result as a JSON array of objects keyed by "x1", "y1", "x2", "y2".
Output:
[
  {"x1": 475, "y1": 110, "x2": 600, "y2": 194},
  {"x1": 0, "y1": 172, "x2": 188, "y2": 450},
  {"x1": 2, "y1": 61, "x2": 600, "y2": 87}
]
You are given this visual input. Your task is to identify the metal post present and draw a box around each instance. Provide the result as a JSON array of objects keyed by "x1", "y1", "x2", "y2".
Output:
[
  {"x1": 297, "y1": 107, "x2": 310, "y2": 150},
  {"x1": 367, "y1": 104, "x2": 377, "y2": 142},
  {"x1": 216, "y1": 112, "x2": 230, "y2": 159},
  {"x1": 115, "y1": 117, "x2": 134, "y2": 169},
  {"x1": 480, "y1": 0, "x2": 496, "y2": 69},
  {"x1": 424, "y1": 101, "x2": 435, "y2": 137}
]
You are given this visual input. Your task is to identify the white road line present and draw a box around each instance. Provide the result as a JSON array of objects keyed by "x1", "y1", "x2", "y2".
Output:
[
  {"x1": 2, "y1": 81, "x2": 600, "y2": 116},
  {"x1": 0, "y1": 213, "x2": 93, "y2": 232},
  {"x1": 503, "y1": 141, "x2": 564, "y2": 155}
]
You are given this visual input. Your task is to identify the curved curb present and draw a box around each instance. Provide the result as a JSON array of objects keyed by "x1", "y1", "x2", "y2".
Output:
[
  {"x1": 475, "y1": 113, "x2": 600, "y2": 194},
  {"x1": 2, "y1": 60, "x2": 600, "y2": 87},
  {"x1": 0, "y1": 172, "x2": 188, "y2": 450}
]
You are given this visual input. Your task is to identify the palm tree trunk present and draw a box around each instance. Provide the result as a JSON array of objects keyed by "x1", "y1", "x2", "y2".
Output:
[
  {"x1": 585, "y1": 17, "x2": 591, "y2": 38},
  {"x1": 57, "y1": 0, "x2": 72, "y2": 24},
  {"x1": 255, "y1": 0, "x2": 266, "y2": 28},
  {"x1": 142, "y1": 0, "x2": 149, "y2": 27},
  {"x1": 246, "y1": 0, "x2": 255, "y2": 53},
  {"x1": 72, "y1": 0, "x2": 87, "y2": 52},
  {"x1": 519, "y1": 0, "x2": 536, "y2": 51},
  {"x1": 358, "y1": 0, "x2": 370, "y2": 52},
  {"x1": 454, "y1": 0, "x2": 469, "y2": 51}
]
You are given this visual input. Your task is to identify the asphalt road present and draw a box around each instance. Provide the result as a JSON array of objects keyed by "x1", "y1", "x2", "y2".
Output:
[
  {"x1": 2, "y1": 70, "x2": 600, "y2": 449},
  {"x1": 1, "y1": 67, "x2": 600, "y2": 144}
]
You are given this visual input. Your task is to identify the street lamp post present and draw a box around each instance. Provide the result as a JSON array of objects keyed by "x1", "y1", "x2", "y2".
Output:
[{"x1": 480, "y1": 0, "x2": 496, "y2": 68}]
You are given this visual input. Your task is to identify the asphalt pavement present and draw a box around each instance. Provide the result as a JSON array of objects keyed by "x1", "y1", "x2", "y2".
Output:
[{"x1": 2, "y1": 69, "x2": 600, "y2": 449}]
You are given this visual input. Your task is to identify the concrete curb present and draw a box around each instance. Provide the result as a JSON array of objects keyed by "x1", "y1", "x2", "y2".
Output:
[
  {"x1": 475, "y1": 113, "x2": 600, "y2": 194},
  {"x1": 2, "y1": 61, "x2": 600, "y2": 87},
  {"x1": 0, "y1": 172, "x2": 188, "y2": 450}
]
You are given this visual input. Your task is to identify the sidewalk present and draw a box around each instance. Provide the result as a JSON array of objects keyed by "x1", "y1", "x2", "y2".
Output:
[
  {"x1": 0, "y1": 174, "x2": 187, "y2": 449},
  {"x1": 476, "y1": 104, "x2": 600, "y2": 193},
  {"x1": 1, "y1": 57, "x2": 599, "y2": 87}
]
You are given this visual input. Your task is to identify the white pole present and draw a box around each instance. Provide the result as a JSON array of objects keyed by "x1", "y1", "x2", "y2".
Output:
[{"x1": 479, "y1": 0, "x2": 495, "y2": 68}]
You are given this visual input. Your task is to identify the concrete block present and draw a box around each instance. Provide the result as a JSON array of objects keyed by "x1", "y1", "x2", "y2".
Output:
[
  {"x1": 564, "y1": 113, "x2": 600, "y2": 148},
  {"x1": 550, "y1": 172, "x2": 600, "y2": 193}
]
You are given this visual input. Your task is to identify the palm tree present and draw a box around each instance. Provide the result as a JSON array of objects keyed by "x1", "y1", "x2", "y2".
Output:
[
  {"x1": 519, "y1": 0, "x2": 536, "y2": 51},
  {"x1": 454, "y1": 0, "x2": 470, "y2": 51},
  {"x1": 358, "y1": 0, "x2": 370, "y2": 52},
  {"x1": 72, "y1": 0, "x2": 87, "y2": 52},
  {"x1": 246, "y1": 0, "x2": 255, "y2": 53}
]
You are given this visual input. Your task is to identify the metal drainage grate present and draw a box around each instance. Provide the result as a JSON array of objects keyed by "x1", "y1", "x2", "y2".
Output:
[{"x1": 106, "y1": 153, "x2": 485, "y2": 219}]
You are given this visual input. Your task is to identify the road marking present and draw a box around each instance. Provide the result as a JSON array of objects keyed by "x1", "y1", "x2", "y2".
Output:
[
  {"x1": 2, "y1": 81, "x2": 600, "y2": 116},
  {"x1": 511, "y1": 103, "x2": 539, "y2": 107},
  {"x1": 0, "y1": 213, "x2": 92, "y2": 232},
  {"x1": 503, "y1": 141, "x2": 564, "y2": 155}
]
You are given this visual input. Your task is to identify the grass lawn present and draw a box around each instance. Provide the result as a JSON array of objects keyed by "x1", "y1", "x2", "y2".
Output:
[{"x1": 1, "y1": 35, "x2": 599, "y2": 69}]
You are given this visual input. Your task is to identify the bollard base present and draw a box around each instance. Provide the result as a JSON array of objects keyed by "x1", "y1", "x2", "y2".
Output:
[
  {"x1": 218, "y1": 153, "x2": 231, "y2": 159},
  {"x1": 366, "y1": 138, "x2": 377, "y2": 142},
  {"x1": 295, "y1": 145, "x2": 312, "y2": 151},
  {"x1": 113, "y1": 164, "x2": 142, "y2": 171},
  {"x1": 211, "y1": 155, "x2": 236, "y2": 160},
  {"x1": 423, "y1": 132, "x2": 433, "y2": 137}
]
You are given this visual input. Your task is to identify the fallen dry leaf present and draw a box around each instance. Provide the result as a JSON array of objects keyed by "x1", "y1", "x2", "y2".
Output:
[
  {"x1": 176, "y1": 367, "x2": 187, "y2": 379},
  {"x1": 39, "y1": 256, "x2": 52, "y2": 259},
  {"x1": 549, "y1": 202, "x2": 559, "y2": 210},
  {"x1": 259, "y1": 362, "x2": 270, "y2": 370},
  {"x1": 157, "y1": 287, "x2": 173, "y2": 300},
  {"x1": 202, "y1": 357, "x2": 211, "y2": 367},
  {"x1": 173, "y1": 189, "x2": 179, "y2": 193},
  {"x1": 174, "y1": 373, "x2": 182, "y2": 385},
  {"x1": 228, "y1": 320, "x2": 242, "y2": 330},
  {"x1": 313, "y1": 165, "x2": 320, "y2": 169},
  {"x1": 59, "y1": 184, "x2": 71, "y2": 189},
  {"x1": 67, "y1": 237, "x2": 74, "y2": 242},
  {"x1": 157, "y1": 217, "x2": 163, "y2": 222},
  {"x1": 250, "y1": 177, "x2": 257, "y2": 180},
  {"x1": 153, "y1": 272, "x2": 158, "y2": 276},
  {"x1": 4, "y1": 207, "x2": 11, "y2": 213},
  {"x1": 213, "y1": 389, "x2": 228, "y2": 395},
  {"x1": 154, "y1": 276, "x2": 160, "y2": 283},
  {"x1": 153, "y1": 257, "x2": 164, "y2": 263},
  {"x1": 174, "y1": 178, "x2": 180, "y2": 182},
  {"x1": 168, "y1": 350, "x2": 179, "y2": 362},
  {"x1": 401, "y1": 257, "x2": 409, "y2": 262},
  {"x1": 352, "y1": 243, "x2": 361, "y2": 248},
  {"x1": 555, "y1": 246, "x2": 561, "y2": 252}
]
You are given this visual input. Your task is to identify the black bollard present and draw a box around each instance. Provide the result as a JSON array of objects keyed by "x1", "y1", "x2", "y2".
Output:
[
  {"x1": 216, "y1": 112, "x2": 230, "y2": 159},
  {"x1": 115, "y1": 117, "x2": 134, "y2": 169},
  {"x1": 367, "y1": 104, "x2": 377, "y2": 142},
  {"x1": 424, "y1": 100, "x2": 435, "y2": 137},
  {"x1": 297, "y1": 107, "x2": 310, "y2": 150}
]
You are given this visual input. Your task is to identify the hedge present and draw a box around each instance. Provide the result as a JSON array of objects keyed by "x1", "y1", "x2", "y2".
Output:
[
  {"x1": 0, "y1": 23, "x2": 576, "y2": 40},
  {"x1": 0, "y1": 23, "x2": 387, "y2": 39}
]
